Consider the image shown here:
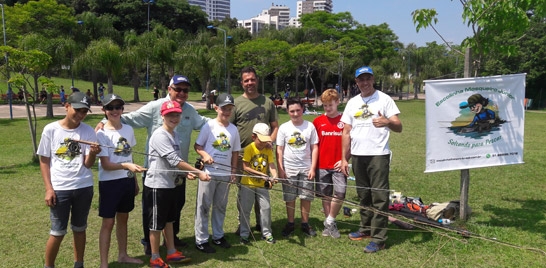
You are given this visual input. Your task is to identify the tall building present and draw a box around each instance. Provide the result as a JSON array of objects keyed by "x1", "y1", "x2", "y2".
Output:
[
  {"x1": 296, "y1": 0, "x2": 333, "y2": 27},
  {"x1": 188, "y1": 0, "x2": 230, "y2": 21},
  {"x1": 238, "y1": 3, "x2": 290, "y2": 35}
]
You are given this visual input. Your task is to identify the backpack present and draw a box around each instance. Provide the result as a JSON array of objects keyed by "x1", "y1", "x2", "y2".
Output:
[
  {"x1": 426, "y1": 201, "x2": 460, "y2": 221},
  {"x1": 403, "y1": 197, "x2": 428, "y2": 213}
]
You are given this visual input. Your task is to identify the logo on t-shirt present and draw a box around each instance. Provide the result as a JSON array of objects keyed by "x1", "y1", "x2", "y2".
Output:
[
  {"x1": 212, "y1": 132, "x2": 231, "y2": 152},
  {"x1": 250, "y1": 154, "x2": 268, "y2": 173},
  {"x1": 287, "y1": 131, "x2": 307, "y2": 149},
  {"x1": 114, "y1": 137, "x2": 132, "y2": 157},
  {"x1": 55, "y1": 138, "x2": 81, "y2": 160},
  {"x1": 354, "y1": 104, "x2": 374, "y2": 120}
]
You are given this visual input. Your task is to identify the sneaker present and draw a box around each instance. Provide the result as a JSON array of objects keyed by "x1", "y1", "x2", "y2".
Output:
[
  {"x1": 195, "y1": 242, "x2": 216, "y2": 253},
  {"x1": 322, "y1": 220, "x2": 341, "y2": 238},
  {"x1": 281, "y1": 223, "x2": 295, "y2": 237},
  {"x1": 263, "y1": 235, "x2": 276, "y2": 244},
  {"x1": 348, "y1": 231, "x2": 371, "y2": 241},
  {"x1": 150, "y1": 257, "x2": 171, "y2": 268},
  {"x1": 141, "y1": 238, "x2": 151, "y2": 256},
  {"x1": 301, "y1": 223, "x2": 317, "y2": 237},
  {"x1": 240, "y1": 236, "x2": 251, "y2": 244},
  {"x1": 363, "y1": 241, "x2": 385, "y2": 253},
  {"x1": 212, "y1": 237, "x2": 231, "y2": 249},
  {"x1": 166, "y1": 250, "x2": 191, "y2": 263}
]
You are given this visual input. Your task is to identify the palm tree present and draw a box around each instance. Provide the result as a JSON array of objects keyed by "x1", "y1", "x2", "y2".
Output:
[
  {"x1": 75, "y1": 38, "x2": 122, "y2": 94},
  {"x1": 177, "y1": 31, "x2": 223, "y2": 109},
  {"x1": 123, "y1": 30, "x2": 147, "y2": 101}
]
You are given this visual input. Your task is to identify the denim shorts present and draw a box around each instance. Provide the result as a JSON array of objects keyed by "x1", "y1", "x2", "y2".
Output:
[
  {"x1": 282, "y1": 171, "x2": 315, "y2": 202},
  {"x1": 49, "y1": 186, "x2": 93, "y2": 236}
]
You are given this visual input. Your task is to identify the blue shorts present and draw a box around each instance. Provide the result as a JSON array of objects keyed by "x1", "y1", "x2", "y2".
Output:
[
  {"x1": 98, "y1": 177, "x2": 136, "y2": 218},
  {"x1": 49, "y1": 186, "x2": 93, "y2": 236},
  {"x1": 144, "y1": 186, "x2": 177, "y2": 231}
]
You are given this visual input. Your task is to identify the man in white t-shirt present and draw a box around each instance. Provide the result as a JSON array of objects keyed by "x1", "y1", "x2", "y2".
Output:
[{"x1": 340, "y1": 66, "x2": 402, "y2": 253}]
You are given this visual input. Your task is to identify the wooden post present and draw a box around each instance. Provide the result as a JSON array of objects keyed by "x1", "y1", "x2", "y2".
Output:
[{"x1": 460, "y1": 47, "x2": 472, "y2": 220}]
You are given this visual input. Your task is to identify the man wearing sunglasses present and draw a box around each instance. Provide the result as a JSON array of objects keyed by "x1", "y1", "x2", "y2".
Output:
[{"x1": 95, "y1": 75, "x2": 208, "y2": 255}]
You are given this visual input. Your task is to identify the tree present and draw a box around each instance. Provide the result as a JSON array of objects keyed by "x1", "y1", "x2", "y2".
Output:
[
  {"x1": 234, "y1": 38, "x2": 291, "y2": 94},
  {"x1": 145, "y1": 25, "x2": 183, "y2": 96},
  {"x1": 412, "y1": 0, "x2": 546, "y2": 75},
  {"x1": 86, "y1": 0, "x2": 208, "y2": 34},
  {"x1": 75, "y1": 38, "x2": 122, "y2": 94},
  {"x1": 287, "y1": 42, "x2": 336, "y2": 97},
  {"x1": 6, "y1": 0, "x2": 75, "y2": 42},
  {"x1": 122, "y1": 30, "x2": 147, "y2": 102},
  {"x1": 0, "y1": 46, "x2": 52, "y2": 160},
  {"x1": 177, "y1": 31, "x2": 223, "y2": 109}
]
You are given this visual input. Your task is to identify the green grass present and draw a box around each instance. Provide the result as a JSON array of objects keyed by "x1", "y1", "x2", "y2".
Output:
[{"x1": 1, "y1": 98, "x2": 546, "y2": 267}]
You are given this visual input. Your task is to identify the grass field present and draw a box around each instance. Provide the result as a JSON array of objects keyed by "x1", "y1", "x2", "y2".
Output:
[{"x1": 1, "y1": 96, "x2": 546, "y2": 267}]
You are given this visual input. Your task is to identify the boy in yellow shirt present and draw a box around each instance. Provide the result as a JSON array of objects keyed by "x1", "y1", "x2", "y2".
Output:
[{"x1": 238, "y1": 123, "x2": 278, "y2": 244}]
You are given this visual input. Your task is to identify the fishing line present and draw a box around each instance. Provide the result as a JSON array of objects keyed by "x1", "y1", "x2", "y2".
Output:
[{"x1": 72, "y1": 139, "x2": 546, "y2": 257}]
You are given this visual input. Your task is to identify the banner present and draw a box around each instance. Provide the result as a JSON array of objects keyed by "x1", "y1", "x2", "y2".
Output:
[{"x1": 424, "y1": 74, "x2": 525, "y2": 173}]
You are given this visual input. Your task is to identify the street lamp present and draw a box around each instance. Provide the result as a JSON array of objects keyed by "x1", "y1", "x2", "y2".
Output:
[
  {"x1": 207, "y1": 25, "x2": 227, "y2": 92},
  {"x1": 144, "y1": 0, "x2": 155, "y2": 91},
  {"x1": 0, "y1": 4, "x2": 11, "y2": 119}
]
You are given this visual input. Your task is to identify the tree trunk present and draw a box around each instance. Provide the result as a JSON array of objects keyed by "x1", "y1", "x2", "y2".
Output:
[
  {"x1": 46, "y1": 92, "x2": 54, "y2": 118},
  {"x1": 205, "y1": 80, "x2": 212, "y2": 110}
]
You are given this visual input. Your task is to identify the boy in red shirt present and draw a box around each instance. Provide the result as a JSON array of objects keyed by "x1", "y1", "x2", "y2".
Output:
[{"x1": 313, "y1": 89, "x2": 346, "y2": 238}]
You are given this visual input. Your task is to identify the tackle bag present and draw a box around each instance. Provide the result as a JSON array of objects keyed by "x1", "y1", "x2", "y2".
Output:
[{"x1": 425, "y1": 201, "x2": 460, "y2": 221}]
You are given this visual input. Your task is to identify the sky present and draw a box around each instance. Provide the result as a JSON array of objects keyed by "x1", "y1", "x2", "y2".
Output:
[{"x1": 231, "y1": 0, "x2": 474, "y2": 47}]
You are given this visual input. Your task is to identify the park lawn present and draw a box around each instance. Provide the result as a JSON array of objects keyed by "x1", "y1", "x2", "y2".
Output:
[{"x1": 1, "y1": 99, "x2": 546, "y2": 267}]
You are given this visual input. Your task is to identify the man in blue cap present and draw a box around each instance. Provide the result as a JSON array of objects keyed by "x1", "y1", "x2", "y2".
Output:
[{"x1": 340, "y1": 66, "x2": 402, "y2": 253}]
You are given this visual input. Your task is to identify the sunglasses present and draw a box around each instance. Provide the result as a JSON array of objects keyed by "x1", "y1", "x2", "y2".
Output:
[
  {"x1": 170, "y1": 86, "x2": 190, "y2": 93},
  {"x1": 104, "y1": 105, "x2": 124, "y2": 111}
]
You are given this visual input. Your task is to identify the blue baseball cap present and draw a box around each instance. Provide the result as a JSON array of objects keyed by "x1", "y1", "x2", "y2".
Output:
[
  {"x1": 355, "y1": 66, "x2": 374, "y2": 78},
  {"x1": 169, "y1": 75, "x2": 191, "y2": 86}
]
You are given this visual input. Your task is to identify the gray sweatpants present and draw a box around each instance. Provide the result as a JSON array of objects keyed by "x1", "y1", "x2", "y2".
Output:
[
  {"x1": 194, "y1": 175, "x2": 231, "y2": 245},
  {"x1": 238, "y1": 186, "x2": 272, "y2": 238}
]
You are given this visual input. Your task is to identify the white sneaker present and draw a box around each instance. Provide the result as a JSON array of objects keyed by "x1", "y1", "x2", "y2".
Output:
[{"x1": 322, "y1": 220, "x2": 341, "y2": 239}]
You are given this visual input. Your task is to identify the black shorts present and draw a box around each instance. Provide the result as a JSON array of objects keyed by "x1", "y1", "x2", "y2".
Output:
[
  {"x1": 98, "y1": 177, "x2": 136, "y2": 218},
  {"x1": 144, "y1": 186, "x2": 177, "y2": 231}
]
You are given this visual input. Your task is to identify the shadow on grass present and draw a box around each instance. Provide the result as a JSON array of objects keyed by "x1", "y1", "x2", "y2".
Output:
[
  {"x1": 0, "y1": 161, "x2": 38, "y2": 176},
  {"x1": 133, "y1": 235, "x2": 251, "y2": 267},
  {"x1": 481, "y1": 197, "x2": 546, "y2": 238}
]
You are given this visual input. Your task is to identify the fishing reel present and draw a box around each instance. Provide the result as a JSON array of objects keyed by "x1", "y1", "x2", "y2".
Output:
[
  {"x1": 195, "y1": 158, "x2": 205, "y2": 170},
  {"x1": 263, "y1": 178, "x2": 278, "y2": 189}
]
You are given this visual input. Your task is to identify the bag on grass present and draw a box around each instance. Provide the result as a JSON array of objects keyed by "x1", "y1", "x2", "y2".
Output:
[{"x1": 426, "y1": 201, "x2": 460, "y2": 221}]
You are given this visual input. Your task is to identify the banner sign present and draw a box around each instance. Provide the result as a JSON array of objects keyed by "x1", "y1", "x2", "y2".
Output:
[{"x1": 424, "y1": 74, "x2": 526, "y2": 173}]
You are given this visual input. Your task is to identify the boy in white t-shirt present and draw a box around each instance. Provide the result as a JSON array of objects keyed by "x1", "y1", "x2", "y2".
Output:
[
  {"x1": 37, "y1": 92, "x2": 101, "y2": 268},
  {"x1": 194, "y1": 93, "x2": 241, "y2": 253},
  {"x1": 276, "y1": 97, "x2": 319, "y2": 237},
  {"x1": 96, "y1": 94, "x2": 146, "y2": 267}
]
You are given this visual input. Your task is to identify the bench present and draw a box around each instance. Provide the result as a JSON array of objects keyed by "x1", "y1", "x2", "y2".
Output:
[
  {"x1": 1, "y1": 93, "x2": 62, "y2": 104},
  {"x1": 301, "y1": 98, "x2": 315, "y2": 107},
  {"x1": 273, "y1": 99, "x2": 283, "y2": 108}
]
